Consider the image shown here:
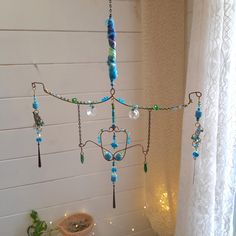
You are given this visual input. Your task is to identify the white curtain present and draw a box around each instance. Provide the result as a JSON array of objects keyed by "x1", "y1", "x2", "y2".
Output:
[
  {"x1": 141, "y1": 1, "x2": 185, "y2": 235},
  {"x1": 176, "y1": 0, "x2": 236, "y2": 236}
]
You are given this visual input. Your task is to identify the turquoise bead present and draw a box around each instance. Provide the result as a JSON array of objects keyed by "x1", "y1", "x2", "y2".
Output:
[
  {"x1": 109, "y1": 68, "x2": 118, "y2": 81},
  {"x1": 192, "y1": 151, "x2": 199, "y2": 158},
  {"x1": 104, "y1": 152, "x2": 113, "y2": 161},
  {"x1": 127, "y1": 138, "x2": 131, "y2": 145},
  {"x1": 195, "y1": 109, "x2": 202, "y2": 119},
  {"x1": 36, "y1": 137, "x2": 43, "y2": 143},
  {"x1": 32, "y1": 98, "x2": 39, "y2": 110},
  {"x1": 111, "y1": 173, "x2": 118, "y2": 183},
  {"x1": 97, "y1": 135, "x2": 101, "y2": 144},
  {"x1": 117, "y1": 98, "x2": 126, "y2": 104},
  {"x1": 112, "y1": 167, "x2": 117, "y2": 172},
  {"x1": 101, "y1": 96, "x2": 109, "y2": 102},
  {"x1": 115, "y1": 153, "x2": 122, "y2": 161},
  {"x1": 111, "y1": 142, "x2": 118, "y2": 149},
  {"x1": 36, "y1": 130, "x2": 42, "y2": 134}
]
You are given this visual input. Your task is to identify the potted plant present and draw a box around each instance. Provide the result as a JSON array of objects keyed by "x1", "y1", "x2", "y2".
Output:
[{"x1": 27, "y1": 210, "x2": 48, "y2": 236}]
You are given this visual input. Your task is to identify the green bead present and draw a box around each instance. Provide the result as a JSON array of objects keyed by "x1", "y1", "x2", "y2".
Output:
[
  {"x1": 153, "y1": 104, "x2": 159, "y2": 111},
  {"x1": 80, "y1": 153, "x2": 84, "y2": 164},
  {"x1": 72, "y1": 97, "x2": 78, "y2": 103},
  {"x1": 144, "y1": 163, "x2": 148, "y2": 173}
]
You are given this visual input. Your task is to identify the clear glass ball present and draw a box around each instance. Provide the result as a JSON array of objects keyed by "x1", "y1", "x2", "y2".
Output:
[
  {"x1": 129, "y1": 109, "x2": 140, "y2": 120},
  {"x1": 87, "y1": 106, "x2": 96, "y2": 117}
]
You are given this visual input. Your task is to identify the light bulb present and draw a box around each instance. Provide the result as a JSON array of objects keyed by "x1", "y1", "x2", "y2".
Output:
[
  {"x1": 87, "y1": 105, "x2": 96, "y2": 117},
  {"x1": 129, "y1": 108, "x2": 139, "y2": 120}
]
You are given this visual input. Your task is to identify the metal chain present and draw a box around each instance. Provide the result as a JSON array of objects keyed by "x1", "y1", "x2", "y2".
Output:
[
  {"x1": 77, "y1": 104, "x2": 83, "y2": 148},
  {"x1": 109, "y1": 0, "x2": 112, "y2": 18},
  {"x1": 144, "y1": 110, "x2": 152, "y2": 156}
]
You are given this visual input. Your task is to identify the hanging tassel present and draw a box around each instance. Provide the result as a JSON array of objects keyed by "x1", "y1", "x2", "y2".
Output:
[
  {"x1": 113, "y1": 184, "x2": 116, "y2": 209},
  {"x1": 38, "y1": 142, "x2": 42, "y2": 168}
]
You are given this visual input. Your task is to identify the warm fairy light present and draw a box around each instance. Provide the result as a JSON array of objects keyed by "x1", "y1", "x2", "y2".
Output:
[
  {"x1": 92, "y1": 233, "x2": 95, "y2": 235},
  {"x1": 109, "y1": 221, "x2": 113, "y2": 225},
  {"x1": 64, "y1": 213, "x2": 67, "y2": 217},
  {"x1": 94, "y1": 223, "x2": 97, "y2": 226},
  {"x1": 49, "y1": 221, "x2": 53, "y2": 225},
  {"x1": 132, "y1": 228, "x2": 135, "y2": 232},
  {"x1": 159, "y1": 192, "x2": 170, "y2": 211},
  {"x1": 144, "y1": 205, "x2": 147, "y2": 209}
]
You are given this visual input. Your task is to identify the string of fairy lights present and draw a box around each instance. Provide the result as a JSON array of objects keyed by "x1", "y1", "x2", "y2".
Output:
[{"x1": 45, "y1": 206, "x2": 148, "y2": 235}]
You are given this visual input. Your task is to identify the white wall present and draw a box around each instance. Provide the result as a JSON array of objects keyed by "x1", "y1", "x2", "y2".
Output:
[
  {"x1": 0, "y1": 0, "x2": 154, "y2": 235},
  {"x1": 187, "y1": 0, "x2": 193, "y2": 48}
]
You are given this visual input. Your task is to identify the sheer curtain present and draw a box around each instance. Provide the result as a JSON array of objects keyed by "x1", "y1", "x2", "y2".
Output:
[
  {"x1": 141, "y1": 1, "x2": 185, "y2": 235},
  {"x1": 176, "y1": 0, "x2": 236, "y2": 235}
]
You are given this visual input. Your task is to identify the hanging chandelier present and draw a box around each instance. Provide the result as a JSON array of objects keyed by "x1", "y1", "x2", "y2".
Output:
[{"x1": 31, "y1": 0, "x2": 203, "y2": 209}]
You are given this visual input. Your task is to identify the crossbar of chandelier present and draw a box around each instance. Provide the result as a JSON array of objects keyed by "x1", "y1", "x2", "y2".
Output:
[{"x1": 31, "y1": 0, "x2": 203, "y2": 209}]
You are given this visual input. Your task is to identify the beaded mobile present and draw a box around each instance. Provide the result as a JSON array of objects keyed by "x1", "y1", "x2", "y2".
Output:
[{"x1": 31, "y1": 0, "x2": 203, "y2": 208}]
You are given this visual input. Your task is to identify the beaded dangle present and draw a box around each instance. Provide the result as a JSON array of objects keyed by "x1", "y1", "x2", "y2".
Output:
[
  {"x1": 77, "y1": 104, "x2": 85, "y2": 164},
  {"x1": 191, "y1": 95, "x2": 204, "y2": 182},
  {"x1": 32, "y1": 84, "x2": 44, "y2": 168},
  {"x1": 30, "y1": 0, "x2": 203, "y2": 208}
]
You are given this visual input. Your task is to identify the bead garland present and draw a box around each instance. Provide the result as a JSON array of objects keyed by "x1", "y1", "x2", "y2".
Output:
[{"x1": 32, "y1": 87, "x2": 44, "y2": 168}]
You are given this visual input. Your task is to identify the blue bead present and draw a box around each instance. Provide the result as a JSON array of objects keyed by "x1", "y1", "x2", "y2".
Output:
[
  {"x1": 32, "y1": 98, "x2": 39, "y2": 109},
  {"x1": 115, "y1": 153, "x2": 122, "y2": 161},
  {"x1": 36, "y1": 130, "x2": 42, "y2": 134},
  {"x1": 193, "y1": 143, "x2": 199, "y2": 148},
  {"x1": 117, "y1": 98, "x2": 126, "y2": 104},
  {"x1": 97, "y1": 136, "x2": 101, "y2": 144},
  {"x1": 127, "y1": 138, "x2": 131, "y2": 145},
  {"x1": 111, "y1": 142, "x2": 118, "y2": 149},
  {"x1": 104, "y1": 152, "x2": 113, "y2": 161},
  {"x1": 195, "y1": 110, "x2": 202, "y2": 119},
  {"x1": 109, "y1": 65, "x2": 117, "y2": 73},
  {"x1": 101, "y1": 96, "x2": 109, "y2": 102},
  {"x1": 106, "y1": 18, "x2": 115, "y2": 27},
  {"x1": 107, "y1": 56, "x2": 115, "y2": 64},
  {"x1": 112, "y1": 167, "x2": 117, "y2": 172},
  {"x1": 108, "y1": 32, "x2": 116, "y2": 40},
  {"x1": 111, "y1": 173, "x2": 118, "y2": 183},
  {"x1": 109, "y1": 68, "x2": 118, "y2": 81},
  {"x1": 192, "y1": 151, "x2": 199, "y2": 158},
  {"x1": 36, "y1": 137, "x2": 43, "y2": 143}
]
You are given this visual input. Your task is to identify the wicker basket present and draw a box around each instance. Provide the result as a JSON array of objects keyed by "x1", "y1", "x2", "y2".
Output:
[{"x1": 57, "y1": 213, "x2": 94, "y2": 236}]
